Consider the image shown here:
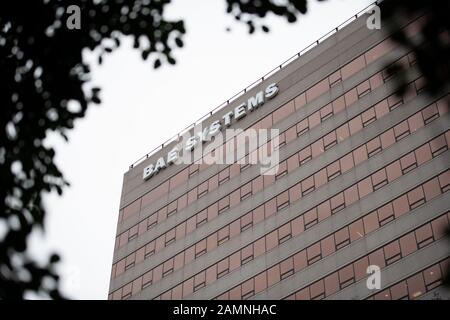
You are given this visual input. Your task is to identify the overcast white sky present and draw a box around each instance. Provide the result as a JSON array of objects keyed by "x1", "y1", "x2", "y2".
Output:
[{"x1": 29, "y1": 0, "x2": 374, "y2": 299}]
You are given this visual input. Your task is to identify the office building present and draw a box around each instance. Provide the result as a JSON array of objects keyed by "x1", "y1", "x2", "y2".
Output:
[{"x1": 108, "y1": 5, "x2": 450, "y2": 300}]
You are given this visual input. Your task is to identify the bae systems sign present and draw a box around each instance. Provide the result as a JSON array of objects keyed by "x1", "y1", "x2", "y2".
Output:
[{"x1": 143, "y1": 83, "x2": 280, "y2": 181}]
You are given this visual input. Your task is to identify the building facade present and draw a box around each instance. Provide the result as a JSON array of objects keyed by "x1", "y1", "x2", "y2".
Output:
[{"x1": 108, "y1": 7, "x2": 450, "y2": 300}]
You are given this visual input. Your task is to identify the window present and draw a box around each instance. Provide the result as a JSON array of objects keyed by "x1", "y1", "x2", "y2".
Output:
[
  {"x1": 145, "y1": 241, "x2": 155, "y2": 259},
  {"x1": 128, "y1": 226, "x2": 138, "y2": 242},
  {"x1": 317, "y1": 201, "x2": 331, "y2": 222},
  {"x1": 304, "y1": 208, "x2": 318, "y2": 230},
  {"x1": 380, "y1": 129, "x2": 395, "y2": 149},
  {"x1": 344, "y1": 88, "x2": 358, "y2": 107},
  {"x1": 354, "y1": 256, "x2": 369, "y2": 281},
  {"x1": 142, "y1": 270, "x2": 153, "y2": 289},
  {"x1": 265, "y1": 198, "x2": 277, "y2": 218},
  {"x1": 297, "y1": 119, "x2": 309, "y2": 136},
  {"x1": 407, "y1": 186, "x2": 425, "y2": 210},
  {"x1": 157, "y1": 207, "x2": 168, "y2": 224},
  {"x1": 357, "y1": 80, "x2": 371, "y2": 98},
  {"x1": 390, "y1": 281, "x2": 408, "y2": 300},
  {"x1": 195, "y1": 239, "x2": 207, "y2": 258},
  {"x1": 194, "y1": 272, "x2": 206, "y2": 292},
  {"x1": 196, "y1": 210, "x2": 208, "y2": 227},
  {"x1": 240, "y1": 212, "x2": 253, "y2": 232},
  {"x1": 339, "y1": 264, "x2": 355, "y2": 289},
  {"x1": 329, "y1": 70, "x2": 342, "y2": 87},
  {"x1": 197, "y1": 181, "x2": 208, "y2": 198},
  {"x1": 408, "y1": 112, "x2": 424, "y2": 133},
  {"x1": 371, "y1": 169, "x2": 388, "y2": 190},
  {"x1": 334, "y1": 227, "x2": 350, "y2": 250},
  {"x1": 218, "y1": 196, "x2": 230, "y2": 214},
  {"x1": 217, "y1": 259, "x2": 229, "y2": 278},
  {"x1": 415, "y1": 143, "x2": 432, "y2": 165},
  {"x1": 182, "y1": 278, "x2": 194, "y2": 298},
  {"x1": 384, "y1": 240, "x2": 401, "y2": 265},
  {"x1": 430, "y1": 135, "x2": 447, "y2": 156},
  {"x1": 340, "y1": 153, "x2": 354, "y2": 173},
  {"x1": 278, "y1": 223, "x2": 291, "y2": 244},
  {"x1": 415, "y1": 224, "x2": 434, "y2": 248},
  {"x1": 147, "y1": 213, "x2": 158, "y2": 230},
  {"x1": 241, "y1": 245, "x2": 254, "y2": 265},
  {"x1": 349, "y1": 116, "x2": 363, "y2": 136},
  {"x1": 294, "y1": 250, "x2": 308, "y2": 272},
  {"x1": 241, "y1": 279, "x2": 255, "y2": 300},
  {"x1": 301, "y1": 176, "x2": 315, "y2": 196},
  {"x1": 219, "y1": 168, "x2": 230, "y2": 185},
  {"x1": 394, "y1": 120, "x2": 410, "y2": 141},
  {"x1": 291, "y1": 216, "x2": 304, "y2": 237},
  {"x1": 320, "y1": 104, "x2": 334, "y2": 121},
  {"x1": 323, "y1": 131, "x2": 337, "y2": 151},
  {"x1": 330, "y1": 193, "x2": 345, "y2": 214},
  {"x1": 311, "y1": 139, "x2": 324, "y2": 158},
  {"x1": 165, "y1": 228, "x2": 176, "y2": 246},
  {"x1": 374, "y1": 100, "x2": 389, "y2": 119},
  {"x1": 189, "y1": 164, "x2": 199, "y2": 177},
  {"x1": 367, "y1": 137, "x2": 382, "y2": 157},
  {"x1": 423, "y1": 264, "x2": 443, "y2": 291},
  {"x1": 280, "y1": 258, "x2": 294, "y2": 280},
  {"x1": 353, "y1": 145, "x2": 368, "y2": 166},
  {"x1": 306, "y1": 242, "x2": 321, "y2": 265},
  {"x1": 218, "y1": 226, "x2": 230, "y2": 245},
  {"x1": 344, "y1": 184, "x2": 359, "y2": 207},
  {"x1": 310, "y1": 280, "x2": 325, "y2": 300},
  {"x1": 267, "y1": 265, "x2": 281, "y2": 287},
  {"x1": 358, "y1": 177, "x2": 373, "y2": 199},
  {"x1": 299, "y1": 147, "x2": 312, "y2": 164},
  {"x1": 254, "y1": 238, "x2": 266, "y2": 258},
  {"x1": 167, "y1": 200, "x2": 178, "y2": 217},
  {"x1": 422, "y1": 104, "x2": 439, "y2": 124},
  {"x1": 275, "y1": 161, "x2": 288, "y2": 180},
  {"x1": 326, "y1": 161, "x2": 341, "y2": 181},
  {"x1": 407, "y1": 273, "x2": 426, "y2": 299},
  {"x1": 400, "y1": 152, "x2": 417, "y2": 174},
  {"x1": 377, "y1": 203, "x2": 395, "y2": 226},
  {"x1": 125, "y1": 255, "x2": 135, "y2": 271},
  {"x1": 314, "y1": 169, "x2": 327, "y2": 188},
  {"x1": 308, "y1": 111, "x2": 320, "y2": 128},
  {"x1": 265, "y1": 230, "x2": 278, "y2": 251},
  {"x1": 349, "y1": 219, "x2": 365, "y2": 242},
  {"x1": 363, "y1": 211, "x2": 379, "y2": 234},
  {"x1": 254, "y1": 272, "x2": 268, "y2": 294},
  {"x1": 321, "y1": 235, "x2": 335, "y2": 257},
  {"x1": 387, "y1": 94, "x2": 403, "y2": 111},
  {"x1": 163, "y1": 259, "x2": 174, "y2": 277}
]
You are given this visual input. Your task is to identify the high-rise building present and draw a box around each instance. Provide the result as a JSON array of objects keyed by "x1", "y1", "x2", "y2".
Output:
[{"x1": 108, "y1": 4, "x2": 450, "y2": 300}]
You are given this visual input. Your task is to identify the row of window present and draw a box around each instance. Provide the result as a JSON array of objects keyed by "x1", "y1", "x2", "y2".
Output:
[
  {"x1": 117, "y1": 34, "x2": 406, "y2": 224},
  {"x1": 114, "y1": 62, "x2": 426, "y2": 252},
  {"x1": 282, "y1": 212, "x2": 450, "y2": 300},
  {"x1": 368, "y1": 258, "x2": 450, "y2": 300},
  {"x1": 110, "y1": 135, "x2": 450, "y2": 299},
  {"x1": 111, "y1": 93, "x2": 449, "y2": 279}
]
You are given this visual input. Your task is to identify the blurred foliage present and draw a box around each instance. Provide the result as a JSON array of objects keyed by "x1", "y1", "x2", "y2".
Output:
[
  {"x1": 0, "y1": 0, "x2": 185, "y2": 299},
  {"x1": 0, "y1": 0, "x2": 449, "y2": 299},
  {"x1": 381, "y1": 0, "x2": 450, "y2": 96}
]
